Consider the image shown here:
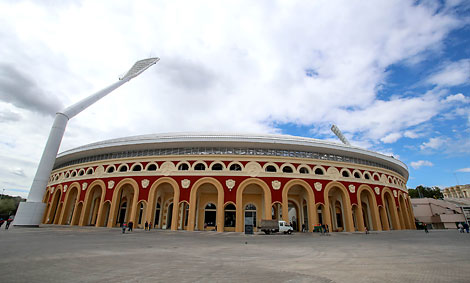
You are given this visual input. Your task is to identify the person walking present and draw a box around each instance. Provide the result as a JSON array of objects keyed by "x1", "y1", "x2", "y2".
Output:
[
  {"x1": 5, "y1": 217, "x2": 13, "y2": 230},
  {"x1": 144, "y1": 221, "x2": 149, "y2": 231},
  {"x1": 128, "y1": 221, "x2": 133, "y2": 232},
  {"x1": 424, "y1": 223, "x2": 429, "y2": 233},
  {"x1": 458, "y1": 223, "x2": 464, "y2": 233},
  {"x1": 122, "y1": 223, "x2": 127, "y2": 234},
  {"x1": 0, "y1": 218, "x2": 4, "y2": 228},
  {"x1": 463, "y1": 222, "x2": 469, "y2": 233},
  {"x1": 148, "y1": 221, "x2": 152, "y2": 231}
]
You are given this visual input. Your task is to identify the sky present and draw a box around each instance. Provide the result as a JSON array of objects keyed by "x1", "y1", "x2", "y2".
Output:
[{"x1": 0, "y1": 0, "x2": 469, "y2": 198}]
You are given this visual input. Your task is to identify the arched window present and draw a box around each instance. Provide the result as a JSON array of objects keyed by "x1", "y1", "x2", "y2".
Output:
[
  {"x1": 364, "y1": 173, "x2": 371, "y2": 180},
  {"x1": 265, "y1": 165, "x2": 276, "y2": 172},
  {"x1": 299, "y1": 167, "x2": 309, "y2": 174},
  {"x1": 65, "y1": 172, "x2": 70, "y2": 178},
  {"x1": 229, "y1": 164, "x2": 242, "y2": 171},
  {"x1": 211, "y1": 163, "x2": 223, "y2": 171},
  {"x1": 71, "y1": 171, "x2": 76, "y2": 177},
  {"x1": 282, "y1": 166, "x2": 294, "y2": 173},
  {"x1": 224, "y1": 204, "x2": 236, "y2": 227},
  {"x1": 106, "y1": 166, "x2": 115, "y2": 173},
  {"x1": 138, "y1": 203, "x2": 145, "y2": 224},
  {"x1": 132, "y1": 165, "x2": 142, "y2": 172},
  {"x1": 374, "y1": 174, "x2": 380, "y2": 181},
  {"x1": 342, "y1": 170, "x2": 350, "y2": 177},
  {"x1": 178, "y1": 163, "x2": 189, "y2": 171},
  {"x1": 86, "y1": 168, "x2": 93, "y2": 175},
  {"x1": 204, "y1": 203, "x2": 217, "y2": 227},
  {"x1": 315, "y1": 168, "x2": 324, "y2": 175},
  {"x1": 354, "y1": 172, "x2": 361, "y2": 179},
  {"x1": 119, "y1": 165, "x2": 128, "y2": 172},
  {"x1": 147, "y1": 164, "x2": 157, "y2": 171},
  {"x1": 194, "y1": 163, "x2": 206, "y2": 171},
  {"x1": 78, "y1": 170, "x2": 85, "y2": 176}
]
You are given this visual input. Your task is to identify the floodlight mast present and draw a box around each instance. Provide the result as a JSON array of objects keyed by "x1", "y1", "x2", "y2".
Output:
[
  {"x1": 14, "y1": 57, "x2": 159, "y2": 227},
  {"x1": 331, "y1": 124, "x2": 351, "y2": 146}
]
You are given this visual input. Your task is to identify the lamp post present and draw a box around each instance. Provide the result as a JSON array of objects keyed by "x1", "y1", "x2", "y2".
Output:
[{"x1": 14, "y1": 58, "x2": 160, "y2": 227}]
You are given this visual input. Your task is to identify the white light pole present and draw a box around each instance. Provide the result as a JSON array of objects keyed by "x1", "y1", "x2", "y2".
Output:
[{"x1": 14, "y1": 58, "x2": 160, "y2": 227}]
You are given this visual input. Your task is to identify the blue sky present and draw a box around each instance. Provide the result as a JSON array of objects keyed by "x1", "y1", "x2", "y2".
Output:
[{"x1": 0, "y1": 0, "x2": 469, "y2": 198}]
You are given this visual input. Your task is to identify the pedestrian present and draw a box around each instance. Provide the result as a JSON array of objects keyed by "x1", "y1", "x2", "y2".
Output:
[
  {"x1": 458, "y1": 223, "x2": 464, "y2": 233},
  {"x1": 302, "y1": 224, "x2": 306, "y2": 233},
  {"x1": 365, "y1": 227, "x2": 369, "y2": 234},
  {"x1": 5, "y1": 217, "x2": 12, "y2": 230},
  {"x1": 424, "y1": 223, "x2": 429, "y2": 233},
  {"x1": 122, "y1": 222, "x2": 127, "y2": 234},
  {"x1": 128, "y1": 221, "x2": 133, "y2": 232},
  {"x1": 463, "y1": 222, "x2": 469, "y2": 233},
  {"x1": 145, "y1": 221, "x2": 149, "y2": 231},
  {"x1": 0, "y1": 218, "x2": 4, "y2": 228},
  {"x1": 148, "y1": 221, "x2": 152, "y2": 231}
]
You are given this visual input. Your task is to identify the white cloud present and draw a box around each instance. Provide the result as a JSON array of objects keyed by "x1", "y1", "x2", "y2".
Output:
[
  {"x1": 420, "y1": 137, "x2": 445, "y2": 150},
  {"x1": 380, "y1": 132, "x2": 402, "y2": 143},
  {"x1": 410, "y1": 160, "x2": 434, "y2": 169},
  {"x1": 404, "y1": 130, "x2": 421, "y2": 139},
  {"x1": 426, "y1": 59, "x2": 470, "y2": 87},
  {"x1": 0, "y1": 0, "x2": 465, "y2": 197},
  {"x1": 456, "y1": 168, "x2": 470, "y2": 173},
  {"x1": 444, "y1": 93, "x2": 470, "y2": 103}
]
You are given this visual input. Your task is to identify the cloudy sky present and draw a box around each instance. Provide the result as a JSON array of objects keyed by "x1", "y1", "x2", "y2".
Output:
[{"x1": 0, "y1": 0, "x2": 469, "y2": 198}]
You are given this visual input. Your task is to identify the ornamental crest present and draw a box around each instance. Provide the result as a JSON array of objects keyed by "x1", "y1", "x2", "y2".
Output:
[
  {"x1": 348, "y1": 184, "x2": 356, "y2": 193},
  {"x1": 393, "y1": 190, "x2": 398, "y2": 198},
  {"x1": 141, "y1": 179, "x2": 150, "y2": 189},
  {"x1": 226, "y1": 179, "x2": 235, "y2": 192},
  {"x1": 107, "y1": 180, "x2": 115, "y2": 189},
  {"x1": 181, "y1": 179, "x2": 190, "y2": 189},
  {"x1": 50, "y1": 187, "x2": 54, "y2": 194},
  {"x1": 314, "y1": 182, "x2": 322, "y2": 192},
  {"x1": 82, "y1": 182, "x2": 88, "y2": 191},
  {"x1": 63, "y1": 185, "x2": 68, "y2": 192},
  {"x1": 272, "y1": 180, "x2": 281, "y2": 190},
  {"x1": 374, "y1": 187, "x2": 380, "y2": 195}
]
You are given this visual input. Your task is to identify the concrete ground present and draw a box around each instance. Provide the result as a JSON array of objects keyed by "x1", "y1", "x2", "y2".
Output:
[{"x1": 0, "y1": 226, "x2": 469, "y2": 283}]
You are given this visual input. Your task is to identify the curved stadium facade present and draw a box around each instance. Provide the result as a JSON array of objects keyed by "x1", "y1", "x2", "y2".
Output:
[{"x1": 42, "y1": 133, "x2": 415, "y2": 232}]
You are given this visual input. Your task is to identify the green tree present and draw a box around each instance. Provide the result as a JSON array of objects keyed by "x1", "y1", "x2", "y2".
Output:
[
  {"x1": 0, "y1": 194, "x2": 26, "y2": 218},
  {"x1": 408, "y1": 185, "x2": 443, "y2": 199}
]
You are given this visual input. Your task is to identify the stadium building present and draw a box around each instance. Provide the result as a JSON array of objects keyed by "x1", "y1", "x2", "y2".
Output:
[{"x1": 42, "y1": 133, "x2": 415, "y2": 232}]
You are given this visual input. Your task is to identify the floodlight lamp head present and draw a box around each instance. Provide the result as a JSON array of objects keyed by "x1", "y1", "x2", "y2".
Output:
[{"x1": 120, "y1": 57, "x2": 160, "y2": 81}]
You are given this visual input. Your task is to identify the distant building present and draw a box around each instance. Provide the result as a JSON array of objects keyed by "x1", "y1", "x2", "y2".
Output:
[
  {"x1": 442, "y1": 184, "x2": 470, "y2": 225},
  {"x1": 411, "y1": 198, "x2": 465, "y2": 229}
]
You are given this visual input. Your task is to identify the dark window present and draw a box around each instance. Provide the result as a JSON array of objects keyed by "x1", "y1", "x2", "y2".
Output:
[
  {"x1": 178, "y1": 163, "x2": 189, "y2": 171},
  {"x1": 224, "y1": 204, "x2": 236, "y2": 227},
  {"x1": 354, "y1": 172, "x2": 361, "y2": 178},
  {"x1": 86, "y1": 169, "x2": 93, "y2": 175},
  {"x1": 229, "y1": 164, "x2": 242, "y2": 171},
  {"x1": 204, "y1": 203, "x2": 216, "y2": 226},
  {"x1": 107, "y1": 167, "x2": 115, "y2": 173},
  {"x1": 71, "y1": 171, "x2": 76, "y2": 177},
  {"x1": 147, "y1": 164, "x2": 157, "y2": 171},
  {"x1": 194, "y1": 163, "x2": 206, "y2": 171},
  {"x1": 265, "y1": 165, "x2": 276, "y2": 172},
  {"x1": 282, "y1": 166, "x2": 294, "y2": 173},
  {"x1": 78, "y1": 170, "x2": 84, "y2": 176},
  {"x1": 132, "y1": 165, "x2": 142, "y2": 172},
  {"x1": 315, "y1": 168, "x2": 324, "y2": 175},
  {"x1": 212, "y1": 163, "x2": 223, "y2": 171},
  {"x1": 119, "y1": 166, "x2": 127, "y2": 172},
  {"x1": 299, "y1": 167, "x2": 309, "y2": 174},
  {"x1": 365, "y1": 173, "x2": 370, "y2": 180},
  {"x1": 342, "y1": 171, "x2": 350, "y2": 177}
]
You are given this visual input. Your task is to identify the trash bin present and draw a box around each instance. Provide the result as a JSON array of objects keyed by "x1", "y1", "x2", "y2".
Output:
[{"x1": 245, "y1": 225, "x2": 253, "y2": 234}]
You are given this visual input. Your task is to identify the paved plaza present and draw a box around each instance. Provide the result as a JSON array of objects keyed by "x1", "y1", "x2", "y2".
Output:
[{"x1": 0, "y1": 226, "x2": 469, "y2": 282}]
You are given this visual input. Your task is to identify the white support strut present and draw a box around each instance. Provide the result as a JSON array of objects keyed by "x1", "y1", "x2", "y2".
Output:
[{"x1": 14, "y1": 58, "x2": 159, "y2": 227}]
